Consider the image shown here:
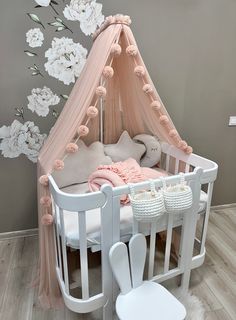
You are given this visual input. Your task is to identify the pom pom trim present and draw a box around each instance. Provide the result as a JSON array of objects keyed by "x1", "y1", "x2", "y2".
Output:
[
  {"x1": 143, "y1": 84, "x2": 153, "y2": 94},
  {"x1": 87, "y1": 106, "x2": 98, "y2": 118},
  {"x1": 134, "y1": 65, "x2": 145, "y2": 77},
  {"x1": 39, "y1": 175, "x2": 49, "y2": 187},
  {"x1": 126, "y1": 45, "x2": 138, "y2": 56},
  {"x1": 111, "y1": 43, "x2": 122, "y2": 56},
  {"x1": 95, "y1": 86, "x2": 107, "y2": 97},
  {"x1": 40, "y1": 196, "x2": 52, "y2": 207},
  {"x1": 53, "y1": 159, "x2": 64, "y2": 171},
  {"x1": 41, "y1": 213, "x2": 53, "y2": 226},
  {"x1": 102, "y1": 66, "x2": 114, "y2": 78},
  {"x1": 78, "y1": 125, "x2": 89, "y2": 136},
  {"x1": 150, "y1": 100, "x2": 161, "y2": 111},
  {"x1": 66, "y1": 143, "x2": 78, "y2": 153}
]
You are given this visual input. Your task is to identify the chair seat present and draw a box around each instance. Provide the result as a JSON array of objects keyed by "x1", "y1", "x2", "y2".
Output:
[{"x1": 116, "y1": 281, "x2": 186, "y2": 320}]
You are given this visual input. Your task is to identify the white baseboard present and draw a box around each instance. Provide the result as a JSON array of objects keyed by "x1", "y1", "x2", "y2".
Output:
[
  {"x1": 211, "y1": 203, "x2": 236, "y2": 210},
  {"x1": 0, "y1": 228, "x2": 38, "y2": 240}
]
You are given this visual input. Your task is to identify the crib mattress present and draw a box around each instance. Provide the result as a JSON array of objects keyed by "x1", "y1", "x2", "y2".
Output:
[{"x1": 57, "y1": 183, "x2": 208, "y2": 249}]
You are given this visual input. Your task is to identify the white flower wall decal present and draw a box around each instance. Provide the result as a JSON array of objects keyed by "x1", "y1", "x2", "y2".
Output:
[
  {"x1": 34, "y1": 0, "x2": 51, "y2": 6},
  {"x1": 44, "y1": 37, "x2": 87, "y2": 85},
  {"x1": 1, "y1": 0, "x2": 104, "y2": 163},
  {"x1": 27, "y1": 87, "x2": 60, "y2": 117},
  {"x1": 26, "y1": 28, "x2": 44, "y2": 47},
  {"x1": 63, "y1": 0, "x2": 104, "y2": 36},
  {"x1": 0, "y1": 120, "x2": 47, "y2": 163}
]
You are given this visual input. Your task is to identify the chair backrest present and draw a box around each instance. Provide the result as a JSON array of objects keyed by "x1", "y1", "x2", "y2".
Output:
[{"x1": 109, "y1": 233, "x2": 147, "y2": 294}]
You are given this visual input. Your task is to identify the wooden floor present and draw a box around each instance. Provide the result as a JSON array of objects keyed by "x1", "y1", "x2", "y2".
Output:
[{"x1": 0, "y1": 206, "x2": 235, "y2": 320}]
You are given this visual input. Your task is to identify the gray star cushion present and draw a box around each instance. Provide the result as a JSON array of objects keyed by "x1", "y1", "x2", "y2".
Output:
[{"x1": 104, "y1": 131, "x2": 146, "y2": 164}]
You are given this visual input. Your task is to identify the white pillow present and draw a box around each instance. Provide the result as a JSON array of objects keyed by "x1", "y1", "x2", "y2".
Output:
[
  {"x1": 133, "y1": 134, "x2": 162, "y2": 167},
  {"x1": 104, "y1": 131, "x2": 146, "y2": 163},
  {"x1": 52, "y1": 140, "x2": 112, "y2": 188}
]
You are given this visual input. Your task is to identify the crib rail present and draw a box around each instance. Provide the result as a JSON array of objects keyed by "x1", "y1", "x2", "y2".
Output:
[
  {"x1": 160, "y1": 142, "x2": 218, "y2": 183},
  {"x1": 49, "y1": 179, "x2": 114, "y2": 316}
]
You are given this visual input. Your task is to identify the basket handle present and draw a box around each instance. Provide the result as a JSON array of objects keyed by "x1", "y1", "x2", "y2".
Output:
[
  {"x1": 129, "y1": 184, "x2": 136, "y2": 197},
  {"x1": 160, "y1": 176, "x2": 167, "y2": 189},
  {"x1": 179, "y1": 172, "x2": 185, "y2": 186},
  {"x1": 149, "y1": 180, "x2": 156, "y2": 195}
]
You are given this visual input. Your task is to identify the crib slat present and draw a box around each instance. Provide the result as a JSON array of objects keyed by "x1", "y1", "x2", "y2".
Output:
[
  {"x1": 164, "y1": 213, "x2": 174, "y2": 273},
  {"x1": 52, "y1": 203, "x2": 59, "y2": 269},
  {"x1": 59, "y1": 207, "x2": 69, "y2": 294},
  {"x1": 113, "y1": 196, "x2": 121, "y2": 243},
  {"x1": 78, "y1": 211, "x2": 90, "y2": 300},
  {"x1": 185, "y1": 164, "x2": 190, "y2": 173},
  {"x1": 200, "y1": 182, "x2": 214, "y2": 254},
  {"x1": 165, "y1": 154, "x2": 170, "y2": 172},
  {"x1": 132, "y1": 219, "x2": 139, "y2": 235},
  {"x1": 174, "y1": 159, "x2": 179, "y2": 174},
  {"x1": 148, "y1": 222, "x2": 157, "y2": 279},
  {"x1": 55, "y1": 205, "x2": 63, "y2": 281}
]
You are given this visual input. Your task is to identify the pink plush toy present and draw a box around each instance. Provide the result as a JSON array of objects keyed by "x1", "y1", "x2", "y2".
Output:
[{"x1": 41, "y1": 214, "x2": 53, "y2": 226}]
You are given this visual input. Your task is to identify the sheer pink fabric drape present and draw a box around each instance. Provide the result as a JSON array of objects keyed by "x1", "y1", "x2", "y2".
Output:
[{"x1": 37, "y1": 21, "x2": 188, "y2": 308}]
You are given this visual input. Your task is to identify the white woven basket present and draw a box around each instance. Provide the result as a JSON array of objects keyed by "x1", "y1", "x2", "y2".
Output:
[
  {"x1": 161, "y1": 173, "x2": 193, "y2": 213},
  {"x1": 129, "y1": 181, "x2": 166, "y2": 222}
]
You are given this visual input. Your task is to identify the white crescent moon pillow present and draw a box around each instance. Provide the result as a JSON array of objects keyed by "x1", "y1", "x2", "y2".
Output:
[{"x1": 133, "y1": 134, "x2": 162, "y2": 168}]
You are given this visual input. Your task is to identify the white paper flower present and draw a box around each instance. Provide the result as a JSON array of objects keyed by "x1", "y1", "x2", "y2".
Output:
[
  {"x1": 34, "y1": 0, "x2": 51, "y2": 6},
  {"x1": 0, "y1": 120, "x2": 47, "y2": 163},
  {"x1": 63, "y1": 0, "x2": 104, "y2": 36},
  {"x1": 44, "y1": 37, "x2": 87, "y2": 85},
  {"x1": 27, "y1": 86, "x2": 60, "y2": 117},
  {"x1": 26, "y1": 28, "x2": 44, "y2": 48}
]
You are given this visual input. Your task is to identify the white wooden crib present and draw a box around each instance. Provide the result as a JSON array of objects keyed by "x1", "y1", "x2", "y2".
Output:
[{"x1": 49, "y1": 142, "x2": 218, "y2": 319}]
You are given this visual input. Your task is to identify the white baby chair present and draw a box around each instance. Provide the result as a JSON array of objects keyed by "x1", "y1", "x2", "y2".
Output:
[{"x1": 109, "y1": 233, "x2": 186, "y2": 320}]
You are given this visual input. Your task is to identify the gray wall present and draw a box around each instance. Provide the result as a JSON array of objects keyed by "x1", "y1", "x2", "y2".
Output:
[{"x1": 0, "y1": 0, "x2": 235, "y2": 232}]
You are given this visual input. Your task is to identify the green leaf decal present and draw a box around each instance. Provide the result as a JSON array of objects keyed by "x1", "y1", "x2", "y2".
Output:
[
  {"x1": 60, "y1": 94, "x2": 69, "y2": 100},
  {"x1": 48, "y1": 17, "x2": 73, "y2": 33},
  {"x1": 56, "y1": 26, "x2": 66, "y2": 32},
  {"x1": 48, "y1": 21, "x2": 62, "y2": 27},
  {"x1": 14, "y1": 107, "x2": 24, "y2": 120},
  {"x1": 27, "y1": 13, "x2": 45, "y2": 29},
  {"x1": 24, "y1": 50, "x2": 37, "y2": 57},
  {"x1": 55, "y1": 17, "x2": 63, "y2": 23},
  {"x1": 28, "y1": 64, "x2": 43, "y2": 77},
  {"x1": 52, "y1": 109, "x2": 59, "y2": 118}
]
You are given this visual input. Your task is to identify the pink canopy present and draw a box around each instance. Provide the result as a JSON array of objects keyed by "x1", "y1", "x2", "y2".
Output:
[{"x1": 37, "y1": 14, "x2": 192, "y2": 308}]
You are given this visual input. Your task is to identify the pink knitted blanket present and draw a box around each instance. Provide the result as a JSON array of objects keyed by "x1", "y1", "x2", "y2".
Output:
[{"x1": 88, "y1": 158, "x2": 167, "y2": 203}]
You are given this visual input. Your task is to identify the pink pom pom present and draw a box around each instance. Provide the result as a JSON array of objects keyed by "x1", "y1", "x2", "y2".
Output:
[
  {"x1": 87, "y1": 106, "x2": 98, "y2": 118},
  {"x1": 126, "y1": 45, "x2": 138, "y2": 56},
  {"x1": 185, "y1": 146, "x2": 193, "y2": 154},
  {"x1": 143, "y1": 84, "x2": 153, "y2": 94},
  {"x1": 169, "y1": 129, "x2": 178, "y2": 138},
  {"x1": 41, "y1": 214, "x2": 53, "y2": 226},
  {"x1": 53, "y1": 159, "x2": 64, "y2": 171},
  {"x1": 159, "y1": 115, "x2": 169, "y2": 125},
  {"x1": 66, "y1": 143, "x2": 78, "y2": 153},
  {"x1": 111, "y1": 43, "x2": 122, "y2": 56},
  {"x1": 178, "y1": 140, "x2": 188, "y2": 149},
  {"x1": 40, "y1": 196, "x2": 52, "y2": 207},
  {"x1": 150, "y1": 100, "x2": 161, "y2": 111},
  {"x1": 96, "y1": 86, "x2": 107, "y2": 97},
  {"x1": 134, "y1": 65, "x2": 145, "y2": 77},
  {"x1": 39, "y1": 175, "x2": 49, "y2": 187},
  {"x1": 102, "y1": 66, "x2": 114, "y2": 79},
  {"x1": 78, "y1": 125, "x2": 89, "y2": 136}
]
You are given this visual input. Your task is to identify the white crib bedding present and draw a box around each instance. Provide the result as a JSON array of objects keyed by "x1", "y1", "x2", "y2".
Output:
[{"x1": 58, "y1": 182, "x2": 208, "y2": 249}]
